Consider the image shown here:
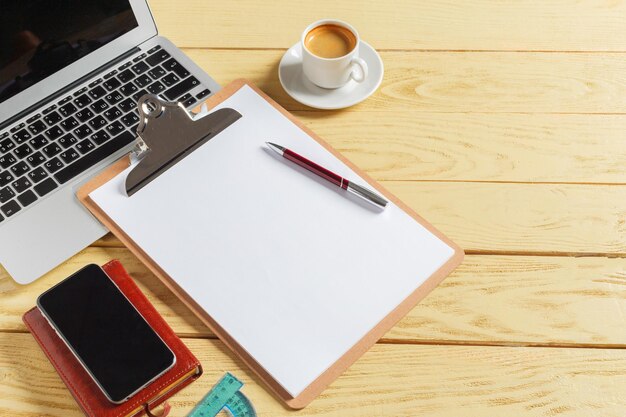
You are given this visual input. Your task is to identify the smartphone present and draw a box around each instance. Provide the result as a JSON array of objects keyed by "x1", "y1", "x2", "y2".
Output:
[{"x1": 37, "y1": 264, "x2": 176, "y2": 404}]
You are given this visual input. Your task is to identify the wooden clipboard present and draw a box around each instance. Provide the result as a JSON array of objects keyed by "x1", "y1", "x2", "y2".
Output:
[{"x1": 77, "y1": 79, "x2": 464, "y2": 409}]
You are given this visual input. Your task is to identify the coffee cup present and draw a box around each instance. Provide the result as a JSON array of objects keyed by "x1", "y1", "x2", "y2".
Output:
[{"x1": 301, "y1": 19, "x2": 368, "y2": 89}]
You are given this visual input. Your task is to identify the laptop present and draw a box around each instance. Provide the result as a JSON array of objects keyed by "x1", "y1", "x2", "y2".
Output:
[{"x1": 0, "y1": 0, "x2": 221, "y2": 284}]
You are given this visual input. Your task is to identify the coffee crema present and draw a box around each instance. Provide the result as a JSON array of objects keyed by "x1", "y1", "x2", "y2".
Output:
[{"x1": 304, "y1": 24, "x2": 357, "y2": 59}]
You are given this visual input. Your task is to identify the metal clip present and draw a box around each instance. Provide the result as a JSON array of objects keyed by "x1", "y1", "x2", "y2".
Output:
[{"x1": 124, "y1": 94, "x2": 242, "y2": 196}]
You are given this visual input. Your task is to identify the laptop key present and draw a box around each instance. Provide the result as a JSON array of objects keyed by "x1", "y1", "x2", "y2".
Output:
[
  {"x1": 12, "y1": 129, "x2": 32, "y2": 144},
  {"x1": 73, "y1": 87, "x2": 88, "y2": 97},
  {"x1": 17, "y1": 190, "x2": 37, "y2": 207},
  {"x1": 105, "y1": 91, "x2": 124, "y2": 105},
  {"x1": 58, "y1": 96, "x2": 72, "y2": 105},
  {"x1": 29, "y1": 135, "x2": 48, "y2": 149},
  {"x1": 147, "y1": 81, "x2": 165, "y2": 95},
  {"x1": 12, "y1": 177, "x2": 32, "y2": 193},
  {"x1": 75, "y1": 108, "x2": 94, "y2": 123},
  {"x1": 10, "y1": 123, "x2": 25, "y2": 133},
  {"x1": 133, "y1": 89, "x2": 149, "y2": 101},
  {"x1": 42, "y1": 143, "x2": 62, "y2": 158},
  {"x1": 134, "y1": 74, "x2": 152, "y2": 88},
  {"x1": 60, "y1": 116, "x2": 79, "y2": 131},
  {"x1": 26, "y1": 114, "x2": 41, "y2": 124},
  {"x1": 131, "y1": 61, "x2": 149, "y2": 75},
  {"x1": 133, "y1": 53, "x2": 147, "y2": 62},
  {"x1": 105, "y1": 121, "x2": 125, "y2": 137},
  {"x1": 161, "y1": 73, "x2": 180, "y2": 87},
  {"x1": 43, "y1": 104, "x2": 57, "y2": 114},
  {"x1": 58, "y1": 133, "x2": 78, "y2": 149},
  {"x1": 76, "y1": 139, "x2": 95, "y2": 154},
  {"x1": 45, "y1": 126, "x2": 64, "y2": 140},
  {"x1": 34, "y1": 178, "x2": 58, "y2": 197},
  {"x1": 88, "y1": 78, "x2": 103, "y2": 88},
  {"x1": 103, "y1": 78, "x2": 121, "y2": 91},
  {"x1": 44, "y1": 157, "x2": 64, "y2": 174},
  {"x1": 90, "y1": 99, "x2": 109, "y2": 114},
  {"x1": 118, "y1": 69, "x2": 135, "y2": 83},
  {"x1": 118, "y1": 99, "x2": 135, "y2": 113},
  {"x1": 0, "y1": 171, "x2": 14, "y2": 186},
  {"x1": 162, "y1": 58, "x2": 190, "y2": 78},
  {"x1": 0, "y1": 154, "x2": 16, "y2": 169},
  {"x1": 89, "y1": 85, "x2": 107, "y2": 100},
  {"x1": 147, "y1": 45, "x2": 162, "y2": 54},
  {"x1": 26, "y1": 151, "x2": 46, "y2": 168},
  {"x1": 148, "y1": 66, "x2": 166, "y2": 80},
  {"x1": 89, "y1": 116, "x2": 107, "y2": 130},
  {"x1": 73, "y1": 125, "x2": 93, "y2": 139},
  {"x1": 196, "y1": 89, "x2": 211, "y2": 100},
  {"x1": 54, "y1": 131, "x2": 135, "y2": 184},
  {"x1": 14, "y1": 144, "x2": 32, "y2": 159},
  {"x1": 121, "y1": 113, "x2": 139, "y2": 128},
  {"x1": 28, "y1": 167, "x2": 48, "y2": 183},
  {"x1": 10, "y1": 162, "x2": 28, "y2": 177},
  {"x1": 163, "y1": 76, "x2": 199, "y2": 101},
  {"x1": 43, "y1": 111, "x2": 62, "y2": 126},
  {"x1": 103, "y1": 107, "x2": 123, "y2": 122},
  {"x1": 91, "y1": 131, "x2": 111, "y2": 145},
  {"x1": 120, "y1": 82, "x2": 138, "y2": 96},
  {"x1": 0, "y1": 186, "x2": 15, "y2": 203},
  {"x1": 28, "y1": 120, "x2": 47, "y2": 135},
  {"x1": 146, "y1": 49, "x2": 170, "y2": 66},
  {"x1": 1, "y1": 200, "x2": 20, "y2": 217},
  {"x1": 74, "y1": 94, "x2": 92, "y2": 108},
  {"x1": 58, "y1": 103, "x2": 77, "y2": 117},
  {"x1": 0, "y1": 138, "x2": 15, "y2": 153},
  {"x1": 60, "y1": 149, "x2": 80, "y2": 164},
  {"x1": 183, "y1": 96, "x2": 197, "y2": 107},
  {"x1": 104, "y1": 70, "x2": 117, "y2": 79}
]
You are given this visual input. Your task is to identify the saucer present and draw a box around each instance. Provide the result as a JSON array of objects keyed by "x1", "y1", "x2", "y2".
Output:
[{"x1": 278, "y1": 41, "x2": 384, "y2": 110}]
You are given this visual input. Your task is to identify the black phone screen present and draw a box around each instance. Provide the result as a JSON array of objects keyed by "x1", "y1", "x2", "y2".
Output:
[{"x1": 37, "y1": 264, "x2": 175, "y2": 403}]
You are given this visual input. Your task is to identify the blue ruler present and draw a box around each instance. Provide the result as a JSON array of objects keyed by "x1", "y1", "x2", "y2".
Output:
[{"x1": 187, "y1": 373, "x2": 256, "y2": 417}]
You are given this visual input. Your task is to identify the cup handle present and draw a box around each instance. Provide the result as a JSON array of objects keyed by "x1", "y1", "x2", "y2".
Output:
[{"x1": 350, "y1": 57, "x2": 368, "y2": 83}]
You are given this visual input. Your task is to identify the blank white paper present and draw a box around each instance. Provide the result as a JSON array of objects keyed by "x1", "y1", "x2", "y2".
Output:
[{"x1": 90, "y1": 85, "x2": 455, "y2": 397}]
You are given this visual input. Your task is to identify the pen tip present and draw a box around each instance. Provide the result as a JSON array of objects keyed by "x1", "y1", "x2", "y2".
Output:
[{"x1": 265, "y1": 142, "x2": 285, "y2": 155}]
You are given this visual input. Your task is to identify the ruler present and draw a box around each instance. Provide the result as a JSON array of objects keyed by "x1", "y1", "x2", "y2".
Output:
[{"x1": 187, "y1": 373, "x2": 256, "y2": 417}]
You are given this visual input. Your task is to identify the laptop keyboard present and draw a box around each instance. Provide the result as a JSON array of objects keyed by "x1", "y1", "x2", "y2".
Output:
[{"x1": 0, "y1": 45, "x2": 212, "y2": 224}]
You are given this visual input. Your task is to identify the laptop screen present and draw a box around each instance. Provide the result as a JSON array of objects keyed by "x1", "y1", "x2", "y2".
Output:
[{"x1": 0, "y1": 0, "x2": 138, "y2": 104}]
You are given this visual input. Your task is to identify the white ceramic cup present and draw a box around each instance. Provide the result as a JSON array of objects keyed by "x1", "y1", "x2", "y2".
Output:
[{"x1": 301, "y1": 19, "x2": 368, "y2": 89}]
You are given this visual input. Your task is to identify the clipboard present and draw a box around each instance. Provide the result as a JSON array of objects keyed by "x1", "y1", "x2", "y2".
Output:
[{"x1": 77, "y1": 79, "x2": 464, "y2": 409}]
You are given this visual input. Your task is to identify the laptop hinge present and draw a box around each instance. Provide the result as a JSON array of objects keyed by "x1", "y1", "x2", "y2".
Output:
[{"x1": 0, "y1": 47, "x2": 141, "y2": 131}]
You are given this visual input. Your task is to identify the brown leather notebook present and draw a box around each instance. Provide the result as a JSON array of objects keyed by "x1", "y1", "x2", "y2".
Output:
[{"x1": 22, "y1": 259, "x2": 202, "y2": 417}]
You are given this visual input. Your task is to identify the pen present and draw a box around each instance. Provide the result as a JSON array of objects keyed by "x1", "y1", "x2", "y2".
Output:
[{"x1": 265, "y1": 142, "x2": 388, "y2": 210}]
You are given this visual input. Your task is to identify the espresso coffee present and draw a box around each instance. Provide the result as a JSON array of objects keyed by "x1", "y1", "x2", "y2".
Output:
[{"x1": 304, "y1": 24, "x2": 357, "y2": 59}]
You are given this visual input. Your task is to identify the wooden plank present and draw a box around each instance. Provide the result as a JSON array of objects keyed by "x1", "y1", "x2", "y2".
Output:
[
  {"x1": 2, "y1": 333, "x2": 626, "y2": 416},
  {"x1": 182, "y1": 49, "x2": 626, "y2": 113},
  {"x1": 3, "y1": 248, "x2": 626, "y2": 346},
  {"x1": 298, "y1": 112, "x2": 626, "y2": 184},
  {"x1": 384, "y1": 181, "x2": 626, "y2": 255},
  {"x1": 94, "y1": 180, "x2": 626, "y2": 255},
  {"x1": 150, "y1": 0, "x2": 626, "y2": 51}
]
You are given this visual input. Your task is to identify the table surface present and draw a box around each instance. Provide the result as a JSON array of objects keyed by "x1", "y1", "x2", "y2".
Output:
[{"x1": 2, "y1": 1, "x2": 626, "y2": 416}]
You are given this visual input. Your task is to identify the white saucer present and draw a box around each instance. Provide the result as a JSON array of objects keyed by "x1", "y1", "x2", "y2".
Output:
[{"x1": 278, "y1": 41, "x2": 384, "y2": 110}]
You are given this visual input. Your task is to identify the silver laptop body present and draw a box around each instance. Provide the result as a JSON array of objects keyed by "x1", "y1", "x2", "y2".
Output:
[{"x1": 0, "y1": 0, "x2": 220, "y2": 284}]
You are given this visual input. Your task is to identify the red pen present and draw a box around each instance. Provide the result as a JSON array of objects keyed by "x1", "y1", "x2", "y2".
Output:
[{"x1": 265, "y1": 142, "x2": 388, "y2": 209}]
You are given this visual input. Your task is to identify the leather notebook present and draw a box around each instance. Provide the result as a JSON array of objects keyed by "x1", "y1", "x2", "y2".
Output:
[{"x1": 22, "y1": 259, "x2": 202, "y2": 417}]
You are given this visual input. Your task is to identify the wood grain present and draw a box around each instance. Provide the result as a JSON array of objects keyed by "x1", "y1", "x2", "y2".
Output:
[
  {"x1": 94, "y1": 181, "x2": 626, "y2": 255},
  {"x1": 297, "y1": 112, "x2": 626, "y2": 184},
  {"x1": 182, "y1": 49, "x2": 626, "y2": 113},
  {"x1": 3, "y1": 248, "x2": 625, "y2": 347},
  {"x1": 3, "y1": 333, "x2": 626, "y2": 417},
  {"x1": 150, "y1": 0, "x2": 626, "y2": 52}
]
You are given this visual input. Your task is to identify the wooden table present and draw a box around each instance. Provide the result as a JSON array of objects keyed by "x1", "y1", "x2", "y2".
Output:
[{"x1": 2, "y1": 1, "x2": 626, "y2": 416}]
